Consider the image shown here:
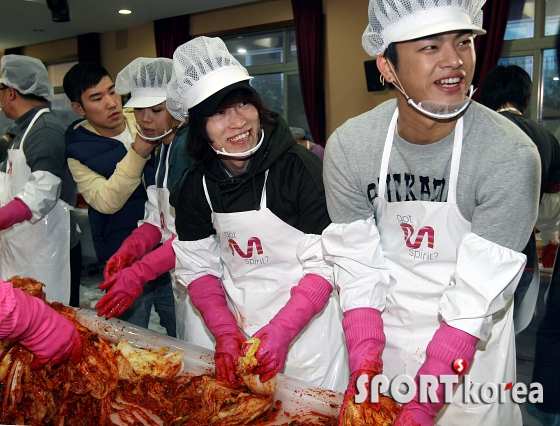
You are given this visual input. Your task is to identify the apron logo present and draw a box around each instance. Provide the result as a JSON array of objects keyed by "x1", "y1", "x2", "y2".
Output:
[
  {"x1": 7, "y1": 161, "x2": 12, "y2": 175},
  {"x1": 228, "y1": 237, "x2": 263, "y2": 258},
  {"x1": 160, "y1": 211, "x2": 165, "y2": 229},
  {"x1": 400, "y1": 223, "x2": 435, "y2": 249}
]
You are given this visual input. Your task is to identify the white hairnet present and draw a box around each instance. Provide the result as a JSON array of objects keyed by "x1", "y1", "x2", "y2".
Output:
[
  {"x1": 166, "y1": 36, "x2": 252, "y2": 120},
  {"x1": 116, "y1": 57, "x2": 174, "y2": 108},
  {"x1": 0, "y1": 55, "x2": 54, "y2": 102},
  {"x1": 362, "y1": 0, "x2": 486, "y2": 57}
]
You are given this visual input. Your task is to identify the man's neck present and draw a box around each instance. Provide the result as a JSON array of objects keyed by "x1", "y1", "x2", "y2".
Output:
[
  {"x1": 90, "y1": 121, "x2": 127, "y2": 138},
  {"x1": 12, "y1": 101, "x2": 47, "y2": 121},
  {"x1": 396, "y1": 96, "x2": 459, "y2": 145}
]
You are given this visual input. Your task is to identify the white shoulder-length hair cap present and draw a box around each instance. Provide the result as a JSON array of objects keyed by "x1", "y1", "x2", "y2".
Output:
[
  {"x1": 116, "y1": 57, "x2": 174, "y2": 108},
  {"x1": 166, "y1": 36, "x2": 253, "y2": 121},
  {"x1": 362, "y1": 0, "x2": 487, "y2": 57}
]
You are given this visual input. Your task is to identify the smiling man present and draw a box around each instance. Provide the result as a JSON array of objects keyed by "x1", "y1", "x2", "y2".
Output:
[
  {"x1": 322, "y1": 0, "x2": 541, "y2": 425},
  {"x1": 62, "y1": 63, "x2": 176, "y2": 337}
]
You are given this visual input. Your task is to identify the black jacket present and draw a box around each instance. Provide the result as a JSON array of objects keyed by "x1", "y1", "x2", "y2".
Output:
[{"x1": 170, "y1": 114, "x2": 330, "y2": 241}]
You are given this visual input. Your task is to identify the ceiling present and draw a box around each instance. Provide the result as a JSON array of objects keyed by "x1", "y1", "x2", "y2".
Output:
[{"x1": 0, "y1": 0, "x2": 262, "y2": 53}]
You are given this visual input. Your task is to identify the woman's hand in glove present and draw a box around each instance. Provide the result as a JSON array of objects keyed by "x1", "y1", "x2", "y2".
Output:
[{"x1": 214, "y1": 332, "x2": 247, "y2": 384}]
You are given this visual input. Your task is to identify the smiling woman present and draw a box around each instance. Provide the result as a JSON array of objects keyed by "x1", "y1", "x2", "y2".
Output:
[{"x1": 167, "y1": 36, "x2": 349, "y2": 394}]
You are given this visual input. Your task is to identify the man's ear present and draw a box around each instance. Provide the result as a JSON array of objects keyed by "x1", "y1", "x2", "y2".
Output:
[
  {"x1": 376, "y1": 54, "x2": 396, "y2": 85},
  {"x1": 70, "y1": 101, "x2": 86, "y2": 117}
]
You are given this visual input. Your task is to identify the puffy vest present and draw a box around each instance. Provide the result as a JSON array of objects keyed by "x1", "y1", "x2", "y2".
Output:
[{"x1": 65, "y1": 120, "x2": 156, "y2": 261}]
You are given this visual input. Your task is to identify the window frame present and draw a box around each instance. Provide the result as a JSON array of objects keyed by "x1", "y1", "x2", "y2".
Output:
[
  {"x1": 500, "y1": 0, "x2": 557, "y2": 125},
  {"x1": 211, "y1": 24, "x2": 309, "y2": 133}
]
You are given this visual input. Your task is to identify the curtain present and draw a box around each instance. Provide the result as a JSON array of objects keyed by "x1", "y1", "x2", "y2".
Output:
[
  {"x1": 472, "y1": 0, "x2": 512, "y2": 101},
  {"x1": 154, "y1": 14, "x2": 190, "y2": 59},
  {"x1": 4, "y1": 47, "x2": 23, "y2": 55},
  {"x1": 77, "y1": 33, "x2": 101, "y2": 64},
  {"x1": 291, "y1": 0, "x2": 326, "y2": 144}
]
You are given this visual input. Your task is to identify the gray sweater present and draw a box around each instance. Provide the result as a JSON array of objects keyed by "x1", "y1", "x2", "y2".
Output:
[{"x1": 324, "y1": 99, "x2": 540, "y2": 252}]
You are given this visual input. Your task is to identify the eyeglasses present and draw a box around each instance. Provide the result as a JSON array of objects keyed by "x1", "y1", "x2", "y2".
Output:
[
  {"x1": 209, "y1": 103, "x2": 258, "y2": 126},
  {"x1": 0, "y1": 86, "x2": 8, "y2": 91}
]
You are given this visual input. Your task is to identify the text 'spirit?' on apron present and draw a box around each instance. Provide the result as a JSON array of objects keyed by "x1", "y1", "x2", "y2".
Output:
[
  {"x1": 374, "y1": 109, "x2": 521, "y2": 425},
  {"x1": 195, "y1": 171, "x2": 348, "y2": 392},
  {"x1": 0, "y1": 108, "x2": 70, "y2": 304}
]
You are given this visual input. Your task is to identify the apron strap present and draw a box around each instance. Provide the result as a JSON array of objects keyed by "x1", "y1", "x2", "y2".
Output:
[
  {"x1": 202, "y1": 175, "x2": 214, "y2": 212},
  {"x1": 156, "y1": 142, "x2": 171, "y2": 189},
  {"x1": 203, "y1": 169, "x2": 270, "y2": 212},
  {"x1": 19, "y1": 108, "x2": 50, "y2": 151},
  {"x1": 378, "y1": 108, "x2": 463, "y2": 203}
]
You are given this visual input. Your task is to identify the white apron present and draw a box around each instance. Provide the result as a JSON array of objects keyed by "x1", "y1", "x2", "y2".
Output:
[
  {"x1": 189, "y1": 171, "x2": 348, "y2": 392},
  {"x1": 375, "y1": 110, "x2": 520, "y2": 425},
  {"x1": 0, "y1": 108, "x2": 70, "y2": 303},
  {"x1": 151, "y1": 141, "x2": 208, "y2": 344}
]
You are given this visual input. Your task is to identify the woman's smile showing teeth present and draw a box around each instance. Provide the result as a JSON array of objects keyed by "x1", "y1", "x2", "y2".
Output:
[{"x1": 228, "y1": 130, "x2": 250, "y2": 143}]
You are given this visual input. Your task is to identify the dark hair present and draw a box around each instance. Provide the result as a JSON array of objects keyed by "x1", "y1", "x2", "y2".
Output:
[
  {"x1": 384, "y1": 42, "x2": 399, "y2": 70},
  {"x1": 63, "y1": 62, "x2": 112, "y2": 104},
  {"x1": 18, "y1": 92, "x2": 48, "y2": 103},
  {"x1": 186, "y1": 89, "x2": 276, "y2": 165},
  {"x1": 480, "y1": 65, "x2": 532, "y2": 113}
]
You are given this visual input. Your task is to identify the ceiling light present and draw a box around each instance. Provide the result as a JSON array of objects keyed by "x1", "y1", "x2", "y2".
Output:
[
  {"x1": 554, "y1": 77, "x2": 559, "y2": 81},
  {"x1": 238, "y1": 49, "x2": 247, "y2": 53},
  {"x1": 119, "y1": 9, "x2": 132, "y2": 14}
]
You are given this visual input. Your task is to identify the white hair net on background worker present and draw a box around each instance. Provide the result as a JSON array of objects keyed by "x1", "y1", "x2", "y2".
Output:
[
  {"x1": 166, "y1": 36, "x2": 348, "y2": 393},
  {"x1": 320, "y1": 0, "x2": 541, "y2": 424},
  {"x1": 116, "y1": 57, "x2": 173, "y2": 108},
  {"x1": 0, "y1": 55, "x2": 54, "y2": 102}
]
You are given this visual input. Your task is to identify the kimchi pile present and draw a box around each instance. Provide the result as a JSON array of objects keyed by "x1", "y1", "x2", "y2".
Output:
[{"x1": 0, "y1": 277, "x2": 336, "y2": 425}]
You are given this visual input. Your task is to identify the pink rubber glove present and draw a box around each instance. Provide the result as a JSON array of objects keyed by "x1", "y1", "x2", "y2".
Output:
[
  {"x1": 0, "y1": 198, "x2": 32, "y2": 231},
  {"x1": 189, "y1": 274, "x2": 246, "y2": 385},
  {"x1": 393, "y1": 322, "x2": 478, "y2": 426},
  {"x1": 248, "y1": 274, "x2": 333, "y2": 382},
  {"x1": 96, "y1": 236, "x2": 175, "y2": 319},
  {"x1": 542, "y1": 243, "x2": 558, "y2": 268},
  {"x1": 339, "y1": 307, "x2": 386, "y2": 426},
  {"x1": 103, "y1": 223, "x2": 162, "y2": 280},
  {"x1": 0, "y1": 280, "x2": 82, "y2": 369}
]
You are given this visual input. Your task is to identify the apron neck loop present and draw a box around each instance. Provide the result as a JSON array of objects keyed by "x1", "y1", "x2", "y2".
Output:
[{"x1": 378, "y1": 108, "x2": 464, "y2": 203}]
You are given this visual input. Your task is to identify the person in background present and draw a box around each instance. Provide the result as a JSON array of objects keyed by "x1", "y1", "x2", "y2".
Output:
[
  {"x1": 480, "y1": 64, "x2": 560, "y2": 333},
  {"x1": 0, "y1": 277, "x2": 82, "y2": 368},
  {"x1": 0, "y1": 55, "x2": 80, "y2": 307},
  {"x1": 321, "y1": 0, "x2": 540, "y2": 424},
  {"x1": 63, "y1": 62, "x2": 175, "y2": 336},
  {"x1": 167, "y1": 36, "x2": 348, "y2": 391},
  {"x1": 522, "y1": 30, "x2": 560, "y2": 426},
  {"x1": 94, "y1": 58, "x2": 192, "y2": 338},
  {"x1": 289, "y1": 126, "x2": 324, "y2": 160}
]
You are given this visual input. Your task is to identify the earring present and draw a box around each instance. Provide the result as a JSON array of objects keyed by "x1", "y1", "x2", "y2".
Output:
[{"x1": 380, "y1": 75, "x2": 385, "y2": 86}]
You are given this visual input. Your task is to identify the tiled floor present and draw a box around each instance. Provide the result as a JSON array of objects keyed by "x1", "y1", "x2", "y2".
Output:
[{"x1": 76, "y1": 209, "x2": 552, "y2": 425}]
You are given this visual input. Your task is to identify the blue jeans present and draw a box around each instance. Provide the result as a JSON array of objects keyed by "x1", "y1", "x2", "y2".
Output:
[
  {"x1": 514, "y1": 270, "x2": 533, "y2": 311},
  {"x1": 118, "y1": 271, "x2": 177, "y2": 337}
]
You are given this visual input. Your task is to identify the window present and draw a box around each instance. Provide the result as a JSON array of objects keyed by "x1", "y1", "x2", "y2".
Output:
[
  {"x1": 46, "y1": 60, "x2": 82, "y2": 129},
  {"x1": 501, "y1": 0, "x2": 560, "y2": 135},
  {"x1": 221, "y1": 27, "x2": 311, "y2": 139}
]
